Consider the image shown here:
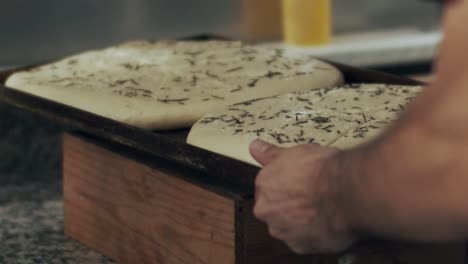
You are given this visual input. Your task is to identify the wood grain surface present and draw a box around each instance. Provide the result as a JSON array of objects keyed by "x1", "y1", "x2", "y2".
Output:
[{"x1": 64, "y1": 134, "x2": 236, "y2": 264}]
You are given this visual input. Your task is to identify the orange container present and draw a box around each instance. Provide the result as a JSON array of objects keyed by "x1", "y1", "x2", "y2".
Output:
[{"x1": 282, "y1": 0, "x2": 331, "y2": 46}]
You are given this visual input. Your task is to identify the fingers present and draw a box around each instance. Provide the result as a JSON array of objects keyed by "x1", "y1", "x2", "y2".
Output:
[{"x1": 249, "y1": 139, "x2": 283, "y2": 166}]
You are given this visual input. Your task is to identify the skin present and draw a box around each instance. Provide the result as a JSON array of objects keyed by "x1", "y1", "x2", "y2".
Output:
[{"x1": 250, "y1": 0, "x2": 468, "y2": 255}]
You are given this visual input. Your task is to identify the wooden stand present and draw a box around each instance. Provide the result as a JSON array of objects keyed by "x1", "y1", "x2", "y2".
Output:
[{"x1": 63, "y1": 133, "x2": 466, "y2": 264}]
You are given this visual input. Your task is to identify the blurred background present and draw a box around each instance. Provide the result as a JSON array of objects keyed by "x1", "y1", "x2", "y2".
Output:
[{"x1": 0, "y1": 0, "x2": 441, "y2": 71}]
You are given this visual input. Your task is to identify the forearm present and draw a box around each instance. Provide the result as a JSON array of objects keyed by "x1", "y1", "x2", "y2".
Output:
[
  {"x1": 330, "y1": 88, "x2": 468, "y2": 242},
  {"x1": 322, "y1": 0, "x2": 468, "y2": 243}
]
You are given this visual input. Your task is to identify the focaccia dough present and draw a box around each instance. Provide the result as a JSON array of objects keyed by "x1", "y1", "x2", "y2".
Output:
[
  {"x1": 5, "y1": 40, "x2": 343, "y2": 130},
  {"x1": 187, "y1": 84, "x2": 422, "y2": 166},
  {"x1": 330, "y1": 119, "x2": 396, "y2": 150}
]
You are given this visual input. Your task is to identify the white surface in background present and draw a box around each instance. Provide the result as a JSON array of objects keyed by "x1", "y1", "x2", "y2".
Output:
[
  {"x1": 261, "y1": 28, "x2": 442, "y2": 67},
  {"x1": 0, "y1": 0, "x2": 440, "y2": 66},
  {"x1": 1, "y1": 29, "x2": 441, "y2": 70}
]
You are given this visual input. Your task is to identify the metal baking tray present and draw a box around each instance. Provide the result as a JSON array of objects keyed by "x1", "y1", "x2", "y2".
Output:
[{"x1": 0, "y1": 36, "x2": 424, "y2": 195}]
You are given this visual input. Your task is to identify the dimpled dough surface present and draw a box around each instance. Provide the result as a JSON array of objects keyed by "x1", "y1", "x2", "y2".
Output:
[
  {"x1": 187, "y1": 84, "x2": 422, "y2": 166},
  {"x1": 5, "y1": 40, "x2": 343, "y2": 130}
]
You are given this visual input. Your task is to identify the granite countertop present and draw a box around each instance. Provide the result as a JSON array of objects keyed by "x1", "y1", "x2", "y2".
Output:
[
  {"x1": 0, "y1": 103, "x2": 114, "y2": 264},
  {"x1": 0, "y1": 183, "x2": 113, "y2": 264}
]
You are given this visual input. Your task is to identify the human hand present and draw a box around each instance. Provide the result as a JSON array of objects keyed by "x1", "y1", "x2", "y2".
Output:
[{"x1": 250, "y1": 139, "x2": 357, "y2": 254}]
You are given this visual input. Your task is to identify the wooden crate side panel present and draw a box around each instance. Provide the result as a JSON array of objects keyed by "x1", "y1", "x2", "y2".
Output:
[{"x1": 63, "y1": 134, "x2": 236, "y2": 264}]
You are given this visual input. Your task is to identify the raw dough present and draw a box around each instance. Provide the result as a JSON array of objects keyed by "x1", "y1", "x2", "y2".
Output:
[
  {"x1": 187, "y1": 84, "x2": 422, "y2": 166},
  {"x1": 6, "y1": 40, "x2": 344, "y2": 130}
]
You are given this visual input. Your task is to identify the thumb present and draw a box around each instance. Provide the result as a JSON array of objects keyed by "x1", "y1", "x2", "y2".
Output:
[{"x1": 249, "y1": 139, "x2": 282, "y2": 166}]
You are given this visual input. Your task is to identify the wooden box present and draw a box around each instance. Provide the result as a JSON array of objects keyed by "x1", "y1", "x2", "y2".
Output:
[
  {"x1": 63, "y1": 133, "x2": 337, "y2": 264},
  {"x1": 62, "y1": 133, "x2": 465, "y2": 264}
]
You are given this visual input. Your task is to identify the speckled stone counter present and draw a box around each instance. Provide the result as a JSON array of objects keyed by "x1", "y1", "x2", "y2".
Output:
[
  {"x1": 0, "y1": 183, "x2": 114, "y2": 264},
  {"x1": 0, "y1": 103, "x2": 114, "y2": 263}
]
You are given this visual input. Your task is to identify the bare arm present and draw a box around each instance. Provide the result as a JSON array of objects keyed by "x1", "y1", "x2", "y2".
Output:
[
  {"x1": 337, "y1": 0, "x2": 468, "y2": 241},
  {"x1": 250, "y1": 0, "x2": 468, "y2": 254}
]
